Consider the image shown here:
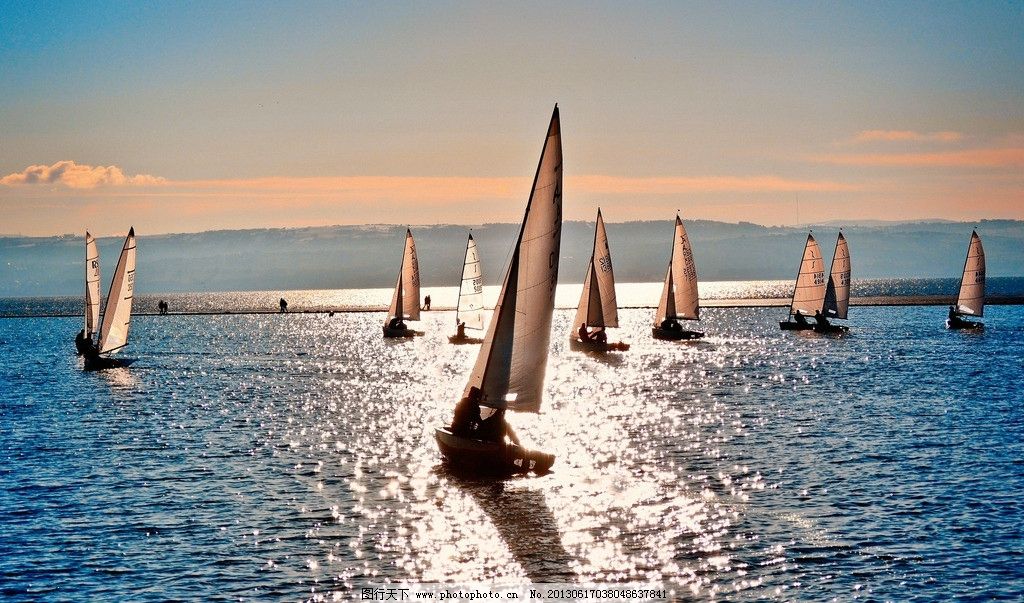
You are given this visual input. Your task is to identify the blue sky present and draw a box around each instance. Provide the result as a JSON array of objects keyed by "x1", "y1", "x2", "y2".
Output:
[{"x1": 1, "y1": 1, "x2": 1022, "y2": 235}]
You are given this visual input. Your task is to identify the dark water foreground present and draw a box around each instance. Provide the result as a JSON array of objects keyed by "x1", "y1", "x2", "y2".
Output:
[{"x1": 1, "y1": 307, "x2": 1022, "y2": 601}]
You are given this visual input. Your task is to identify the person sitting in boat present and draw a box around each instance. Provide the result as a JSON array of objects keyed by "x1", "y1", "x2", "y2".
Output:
[
  {"x1": 478, "y1": 407, "x2": 521, "y2": 447},
  {"x1": 592, "y1": 326, "x2": 608, "y2": 343},
  {"x1": 450, "y1": 386, "x2": 483, "y2": 437},
  {"x1": 794, "y1": 312, "x2": 809, "y2": 326},
  {"x1": 814, "y1": 310, "x2": 830, "y2": 328},
  {"x1": 75, "y1": 329, "x2": 91, "y2": 355},
  {"x1": 577, "y1": 322, "x2": 592, "y2": 342},
  {"x1": 388, "y1": 316, "x2": 407, "y2": 331},
  {"x1": 660, "y1": 318, "x2": 681, "y2": 332},
  {"x1": 947, "y1": 305, "x2": 967, "y2": 327},
  {"x1": 455, "y1": 321, "x2": 467, "y2": 339}
]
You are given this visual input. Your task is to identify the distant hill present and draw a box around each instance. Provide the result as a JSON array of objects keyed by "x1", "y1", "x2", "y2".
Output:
[{"x1": 2, "y1": 219, "x2": 1022, "y2": 296}]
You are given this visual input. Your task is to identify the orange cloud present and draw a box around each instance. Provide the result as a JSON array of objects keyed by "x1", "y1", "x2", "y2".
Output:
[
  {"x1": 0, "y1": 160, "x2": 166, "y2": 188},
  {"x1": 852, "y1": 130, "x2": 962, "y2": 143},
  {"x1": 810, "y1": 147, "x2": 1024, "y2": 168}
]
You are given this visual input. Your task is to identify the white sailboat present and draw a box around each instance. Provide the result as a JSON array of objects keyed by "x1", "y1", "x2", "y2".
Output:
[
  {"x1": 817, "y1": 232, "x2": 851, "y2": 333},
  {"x1": 947, "y1": 230, "x2": 985, "y2": 329},
  {"x1": 383, "y1": 228, "x2": 423, "y2": 338},
  {"x1": 779, "y1": 233, "x2": 825, "y2": 330},
  {"x1": 570, "y1": 209, "x2": 629, "y2": 351},
  {"x1": 435, "y1": 105, "x2": 562, "y2": 475},
  {"x1": 85, "y1": 227, "x2": 137, "y2": 370},
  {"x1": 449, "y1": 233, "x2": 486, "y2": 344},
  {"x1": 75, "y1": 231, "x2": 101, "y2": 355},
  {"x1": 652, "y1": 215, "x2": 704, "y2": 340}
]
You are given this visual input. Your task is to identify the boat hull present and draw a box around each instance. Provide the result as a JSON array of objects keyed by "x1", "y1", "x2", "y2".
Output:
[
  {"x1": 383, "y1": 326, "x2": 421, "y2": 338},
  {"x1": 568, "y1": 337, "x2": 629, "y2": 352},
  {"x1": 448, "y1": 334, "x2": 484, "y2": 345},
  {"x1": 84, "y1": 355, "x2": 135, "y2": 371},
  {"x1": 434, "y1": 427, "x2": 554, "y2": 476},
  {"x1": 652, "y1": 327, "x2": 703, "y2": 340},
  {"x1": 779, "y1": 320, "x2": 815, "y2": 331},
  {"x1": 814, "y1": 323, "x2": 850, "y2": 334},
  {"x1": 946, "y1": 319, "x2": 984, "y2": 330}
]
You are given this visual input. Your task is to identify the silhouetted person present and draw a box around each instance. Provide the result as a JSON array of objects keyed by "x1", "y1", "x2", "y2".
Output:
[
  {"x1": 948, "y1": 305, "x2": 957, "y2": 321},
  {"x1": 478, "y1": 407, "x2": 521, "y2": 446},
  {"x1": 794, "y1": 312, "x2": 808, "y2": 325},
  {"x1": 279, "y1": 298, "x2": 288, "y2": 313},
  {"x1": 75, "y1": 329, "x2": 91, "y2": 355},
  {"x1": 423, "y1": 294, "x2": 431, "y2": 311},
  {"x1": 456, "y1": 321, "x2": 467, "y2": 339},
  {"x1": 578, "y1": 322, "x2": 592, "y2": 341},
  {"x1": 388, "y1": 316, "x2": 407, "y2": 330},
  {"x1": 593, "y1": 327, "x2": 608, "y2": 343},
  {"x1": 814, "y1": 310, "x2": 830, "y2": 328},
  {"x1": 451, "y1": 386, "x2": 483, "y2": 437},
  {"x1": 660, "y1": 318, "x2": 681, "y2": 331}
]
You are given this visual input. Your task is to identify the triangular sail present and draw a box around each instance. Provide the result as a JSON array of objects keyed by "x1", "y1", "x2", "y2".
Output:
[
  {"x1": 573, "y1": 209, "x2": 618, "y2": 329},
  {"x1": 823, "y1": 233, "x2": 851, "y2": 319},
  {"x1": 654, "y1": 215, "x2": 699, "y2": 324},
  {"x1": 85, "y1": 231, "x2": 101, "y2": 338},
  {"x1": 386, "y1": 229, "x2": 421, "y2": 324},
  {"x1": 97, "y1": 228, "x2": 136, "y2": 355},
  {"x1": 456, "y1": 234, "x2": 485, "y2": 331},
  {"x1": 789, "y1": 234, "x2": 826, "y2": 316},
  {"x1": 463, "y1": 105, "x2": 562, "y2": 413},
  {"x1": 955, "y1": 230, "x2": 985, "y2": 317}
]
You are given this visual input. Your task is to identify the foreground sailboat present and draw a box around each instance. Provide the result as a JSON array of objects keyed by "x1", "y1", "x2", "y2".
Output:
[
  {"x1": 83, "y1": 228, "x2": 137, "y2": 370},
  {"x1": 383, "y1": 229, "x2": 423, "y2": 338},
  {"x1": 570, "y1": 209, "x2": 629, "y2": 351},
  {"x1": 815, "y1": 232, "x2": 851, "y2": 333},
  {"x1": 947, "y1": 230, "x2": 985, "y2": 330},
  {"x1": 435, "y1": 105, "x2": 562, "y2": 475},
  {"x1": 74, "y1": 231, "x2": 101, "y2": 355},
  {"x1": 449, "y1": 234, "x2": 485, "y2": 344},
  {"x1": 779, "y1": 234, "x2": 825, "y2": 330},
  {"x1": 652, "y1": 215, "x2": 703, "y2": 340}
]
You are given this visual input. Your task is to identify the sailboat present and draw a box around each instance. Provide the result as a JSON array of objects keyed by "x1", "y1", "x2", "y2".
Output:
[
  {"x1": 779, "y1": 233, "x2": 825, "y2": 330},
  {"x1": 382, "y1": 228, "x2": 423, "y2": 338},
  {"x1": 449, "y1": 234, "x2": 486, "y2": 344},
  {"x1": 435, "y1": 105, "x2": 562, "y2": 475},
  {"x1": 652, "y1": 215, "x2": 704, "y2": 340},
  {"x1": 946, "y1": 230, "x2": 985, "y2": 330},
  {"x1": 815, "y1": 232, "x2": 851, "y2": 333},
  {"x1": 570, "y1": 208, "x2": 629, "y2": 351},
  {"x1": 84, "y1": 227, "x2": 137, "y2": 370},
  {"x1": 74, "y1": 231, "x2": 101, "y2": 355}
]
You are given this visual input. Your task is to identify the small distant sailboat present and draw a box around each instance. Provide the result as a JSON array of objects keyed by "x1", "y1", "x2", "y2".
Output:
[
  {"x1": 383, "y1": 229, "x2": 423, "y2": 338},
  {"x1": 435, "y1": 105, "x2": 562, "y2": 475},
  {"x1": 84, "y1": 228, "x2": 137, "y2": 370},
  {"x1": 74, "y1": 231, "x2": 101, "y2": 355},
  {"x1": 815, "y1": 232, "x2": 851, "y2": 333},
  {"x1": 946, "y1": 230, "x2": 985, "y2": 330},
  {"x1": 652, "y1": 215, "x2": 704, "y2": 340},
  {"x1": 449, "y1": 234, "x2": 486, "y2": 344},
  {"x1": 570, "y1": 209, "x2": 629, "y2": 352},
  {"x1": 779, "y1": 233, "x2": 826, "y2": 331}
]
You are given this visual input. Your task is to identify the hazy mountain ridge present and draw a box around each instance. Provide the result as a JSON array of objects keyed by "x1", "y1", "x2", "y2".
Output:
[{"x1": 2, "y1": 220, "x2": 1022, "y2": 296}]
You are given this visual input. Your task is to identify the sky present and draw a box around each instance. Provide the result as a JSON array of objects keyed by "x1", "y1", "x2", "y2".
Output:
[{"x1": 1, "y1": 0, "x2": 1022, "y2": 236}]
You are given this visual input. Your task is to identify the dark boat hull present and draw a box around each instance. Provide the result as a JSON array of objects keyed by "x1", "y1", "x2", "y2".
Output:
[
  {"x1": 814, "y1": 323, "x2": 849, "y2": 334},
  {"x1": 780, "y1": 320, "x2": 815, "y2": 331},
  {"x1": 434, "y1": 427, "x2": 554, "y2": 476},
  {"x1": 946, "y1": 319, "x2": 984, "y2": 330},
  {"x1": 84, "y1": 355, "x2": 135, "y2": 371},
  {"x1": 652, "y1": 327, "x2": 703, "y2": 340},
  {"x1": 568, "y1": 337, "x2": 630, "y2": 352},
  {"x1": 383, "y1": 326, "x2": 422, "y2": 338},
  {"x1": 448, "y1": 334, "x2": 484, "y2": 345}
]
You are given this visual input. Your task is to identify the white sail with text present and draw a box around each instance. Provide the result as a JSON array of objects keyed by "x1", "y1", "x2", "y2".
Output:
[
  {"x1": 85, "y1": 231, "x2": 101, "y2": 338},
  {"x1": 97, "y1": 228, "x2": 136, "y2": 355},
  {"x1": 654, "y1": 215, "x2": 699, "y2": 325},
  {"x1": 457, "y1": 234, "x2": 485, "y2": 331},
  {"x1": 955, "y1": 230, "x2": 985, "y2": 317},
  {"x1": 823, "y1": 233, "x2": 851, "y2": 319},
  {"x1": 789, "y1": 234, "x2": 826, "y2": 316},
  {"x1": 386, "y1": 229, "x2": 421, "y2": 324},
  {"x1": 573, "y1": 209, "x2": 618, "y2": 329}
]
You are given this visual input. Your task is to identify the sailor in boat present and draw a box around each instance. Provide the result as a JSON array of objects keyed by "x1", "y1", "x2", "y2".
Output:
[
  {"x1": 577, "y1": 322, "x2": 592, "y2": 342},
  {"x1": 388, "y1": 316, "x2": 408, "y2": 331},
  {"x1": 74, "y1": 329, "x2": 91, "y2": 355},
  {"x1": 814, "y1": 310, "x2": 830, "y2": 328},
  {"x1": 794, "y1": 312, "x2": 809, "y2": 326},
  {"x1": 455, "y1": 320, "x2": 467, "y2": 340},
  {"x1": 450, "y1": 386, "x2": 521, "y2": 446},
  {"x1": 660, "y1": 317, "x2": 682, "y2": 332},
  {"x1": 947, "y1": 305, "x2": 972, "y2": 328}
]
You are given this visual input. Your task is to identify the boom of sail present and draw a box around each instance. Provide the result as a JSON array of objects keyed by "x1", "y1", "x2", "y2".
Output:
[
  {"x1": 462, "y1": 105, "x2": 562, "y2": 413},
  {"x1": 573, "y1": 209, "x2": 618, "y2": 329},
  {"x1": 654, "y1": 215, "x2": 699, "y2": 325},
  {"x1": 955, "y1": 230, "x2": 985, "y2": 317},
  {"x1": 789, "y1": 234, "x2": 826, "y2": 316},
  {"x1": 456, "y1": 234, "x2": 485, "y2": 331},
  {"x1": 822, "y1": 233, "x2": 851, "y2": 319},
  {"x1": 85, "y1": 231, "x2": 101, "y2": 338},
  {"x1": 97, "y1": 228, "x2": 136, "y2": 355},
  {"x1": 386, "y1": 229, "x2": 421, "y2": 324}
]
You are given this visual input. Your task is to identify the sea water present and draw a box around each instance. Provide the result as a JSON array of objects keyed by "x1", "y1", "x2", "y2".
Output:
[{"x1": 1, "y1": 300, "x2": 1022, "y2": 600}]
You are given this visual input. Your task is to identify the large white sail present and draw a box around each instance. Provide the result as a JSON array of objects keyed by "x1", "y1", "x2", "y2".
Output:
[
  {"x1": 97, "y1": 228, "x2": 136, "y2": 355},
  {"x1": 823, "y1": 232, "x2": 851, "y2": 319},
  {"x1": 463, "y1": 105, "x2": 562, "y2": 413},
  {"x1": 386, "y1": 229, "x2": 421, "y2": 324},
  {"x1": 85, "y1": 231, "x2": 101, "y2": 338},
  {"x1": 789, "y1": 234, "x2": 826, "y2": 316},
  {"x1": 456, "y1": 234, "x2": 485, "y2": 330},
  {"x1": 573, "y1": 209, "x2": 618, "y2": 329},
  {"x1": 654, "y1": 215, "x2": 699, "y2": 324},
  {"x1": 955, "y1": 230, "x2": 985, "y2": 316}
]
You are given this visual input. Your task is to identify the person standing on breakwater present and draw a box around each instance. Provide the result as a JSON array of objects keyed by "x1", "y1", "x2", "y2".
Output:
[
  {"x1": 279, "y1": 298, "x2": 288, "y2": 313},
  {"x1": 423, "y1": 294, "x2": 431, "y2": 311}
]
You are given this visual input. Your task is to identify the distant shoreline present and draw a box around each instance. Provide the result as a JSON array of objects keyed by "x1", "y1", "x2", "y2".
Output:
[{"x1": 3, "y1": 295, "x2": 1022, "y2": 319}]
